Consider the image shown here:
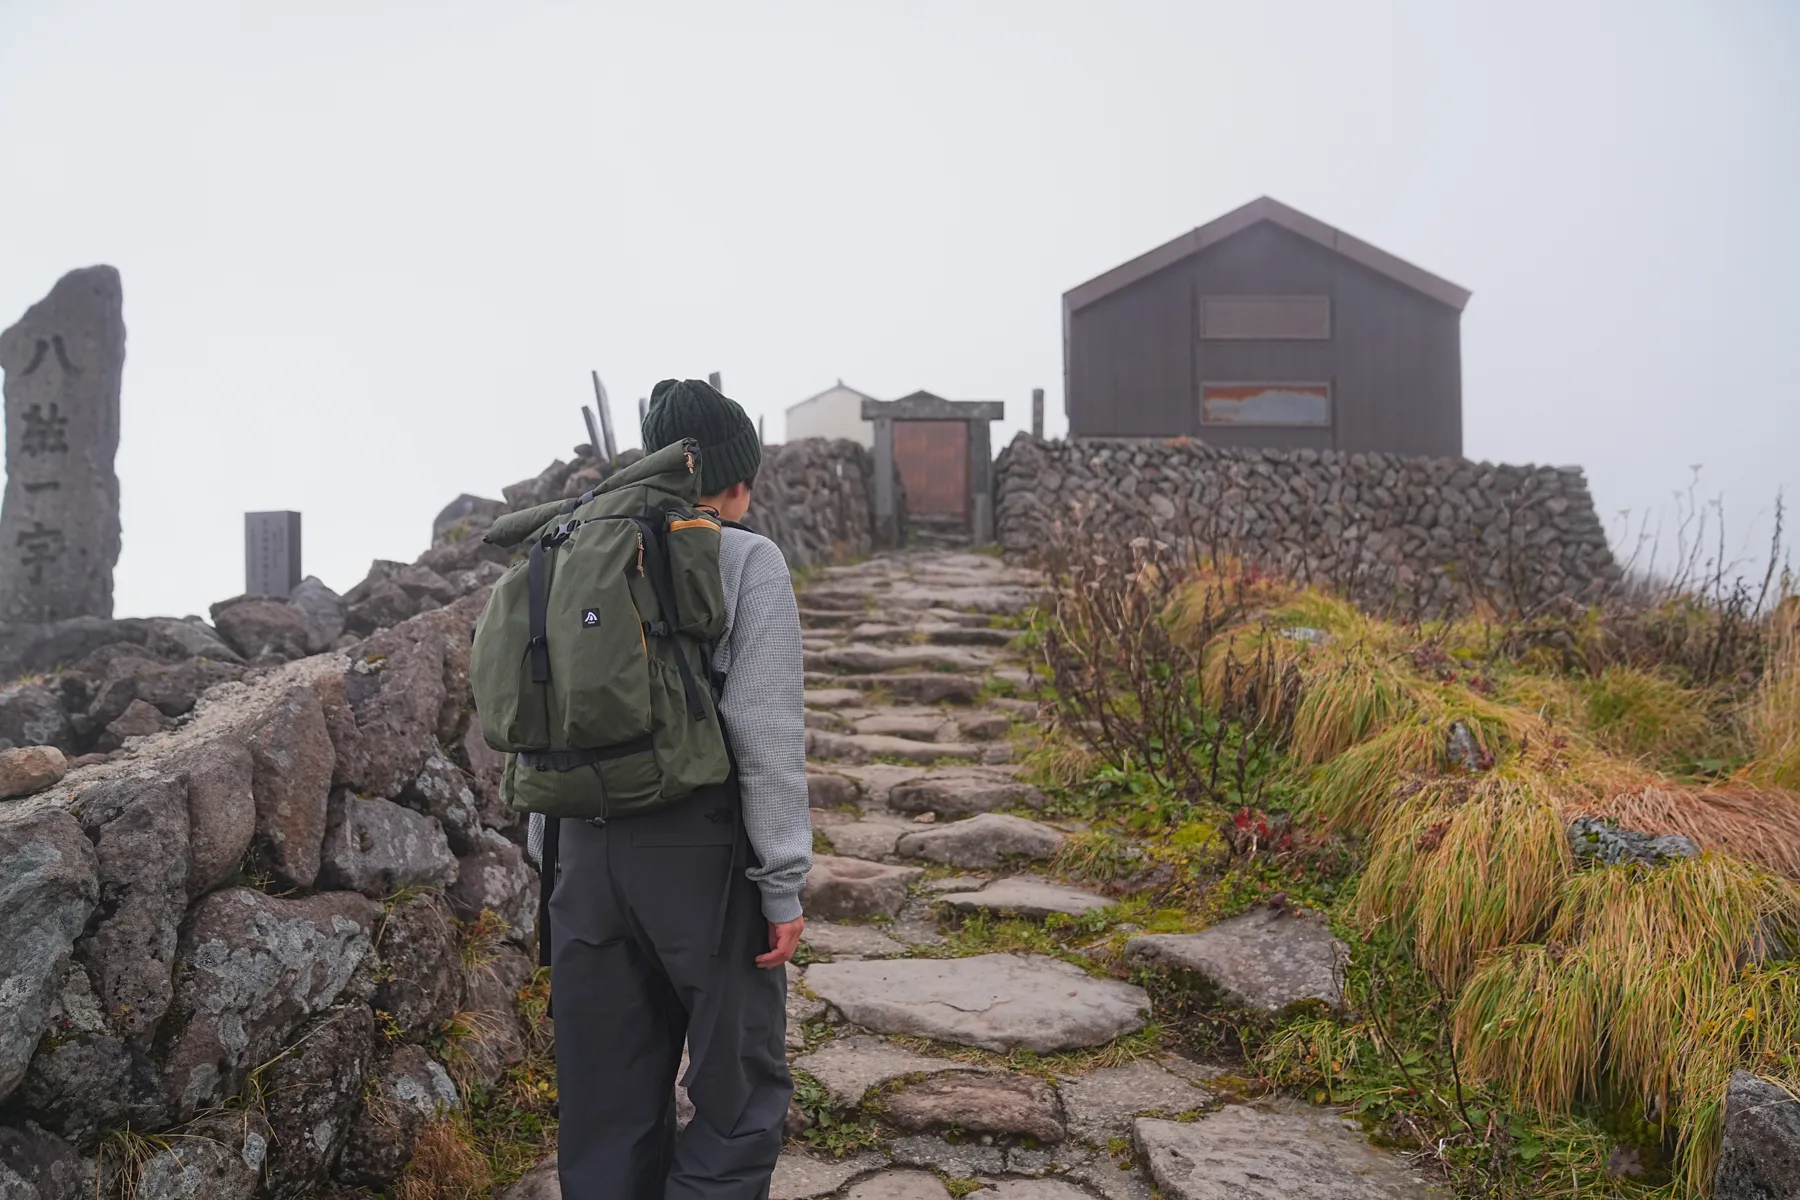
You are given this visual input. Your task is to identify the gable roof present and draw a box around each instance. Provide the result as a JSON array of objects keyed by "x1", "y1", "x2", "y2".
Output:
[
  {"x1": 1064, "y1": 196, "x2": 1471, "y2": 315},
  {"x1": 786, "y1": 380, "x2": 880, "y2": 415}
]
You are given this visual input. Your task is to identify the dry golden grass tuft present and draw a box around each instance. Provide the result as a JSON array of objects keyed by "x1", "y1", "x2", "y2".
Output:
[{"x1": 394, "y1": 1114, "x2": 494, "y2": 1200}]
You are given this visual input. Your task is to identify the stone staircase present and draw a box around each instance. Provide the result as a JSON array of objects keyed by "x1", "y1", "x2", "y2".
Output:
[{"x1": 506, "y1": 551, "x2": 1442, "y2": 1200}]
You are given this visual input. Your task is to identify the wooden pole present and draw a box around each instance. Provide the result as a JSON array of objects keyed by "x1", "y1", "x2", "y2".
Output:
[
  {"x1": 1031, "y1": 388, "x2": 1045, "y2": 439},
  {"x1": 589, "y1": 371, "x2": 618, "y2": 461}
]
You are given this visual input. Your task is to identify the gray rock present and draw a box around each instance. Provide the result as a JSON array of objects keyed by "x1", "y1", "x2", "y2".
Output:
[
  {"x1": 160, "y1": 888, "x2": 378, "y2": 1121},
  {"x1": 1568, "y1": 817, "x2": 1699, "y2": 869},
  {"x1": 68, "y1": 771, "x2": 191, "y2": 1037},
  {"x1": 803, "y1": 689, "x2": 863, "y2": 709},
  {"x1": 802, "y1": 922, "x2": 908, "y2": 959},
  {"x1": 818, "y1": 815, "x2": 914, "y2": 861},
  {"x1": 317, "y1": 791, "x2": 458, "y2": 898},
  {"x1": 938, "y1": 876, "x2": 1111, "y2": 920},
  {"x1": 826, "y1": 674, "x2": 985, "y2": 705},
  {"x1": 790, "y1": 1035, "x2": 966, "y2": 1108},
  {"x1": 495, "y1": 1158, "x2": 560, "y2": 1200},
  {"x1": 1713, "y1": 1069, "x2": 1800, "y2": 1199},
  {"x1": 260, "y1": 1004, "x2": 376, "y2": 1199},
  {"x1": 800, "y1": 855, "x2": 922, "y2": 921},
  {"x1": 433, "y1": 495, "x2": 507, "y2": 547},
  {"x1": 806, "y1": 768, "x2": 862, "y2": 809},
  {"x1": 0, "y1": 1121, "x2": 87, "y2": 1200},
  {"x1": 884, "y1": 1135, "x2": 1009, "y2": 1177},
  {"x1": 396, "y1": 752, "x2": 484, "y2": 854},
  {"x1": 0, "y1": 615, "x2": 238, "y2": 684},
  {"x1": 1126, "y1": 908, "x2": 1347, "y2": 1012},
  {"x1": 804, "y1": 954, "x2": 1148, "y2": 1053},
  {"x1": 0, "y1": 746, "x2": 67, "y2": 800},
  {"x1": 0, "y1": 266, "x2": 124, "y2": 625},
  {"x1": 336, "y1": 1044, "x2": 459, "y2": 1187},
  {"x1": 853, "y1": 712, "x2": 959, "y2": 742},
  {"x1": 128, "y1": 1111, "x2": 269, "y2": 1200},
  {"x1": 370, "y1": 892, "x2": 464, "y2": 1039},
  {"x1": 93, "y1": 698, "x2": 166, "y2": 750},
  {"x1": 287, "y1": 577, "x2": 347, "y2": 654},
  {"x1": 210, "y1": 597, "x2": 312, "y2": 663},
  {"x1": 454, "y1": 946, "x2": 532, "y2": 1090},
  {"x1": 343, "y1": 580, "x2": 423, "y2": 637},
  {"x1": 808, "y1": 730, "x2": 984, "y2": 765},
  {"x1": 13, "y1": 962, "x2": 168, "y2": 1143},
  {"x1": 889, "y1": 767, "x2": 1045, "y2": 817},
  {"x1": 245, "y1": 682, "x2": 337, "y2": 891},
  {"x1": 897, "y1": 813, "x2": 1065, "y2": 869},
  {"x1": 844, "y1": 1171, "x2": 951, "y2": 1200},
  {"x1": 1135, "y1": 1105, "x2": 1441, "y2": 1199},
  {"x1": 1059, "y1": 1059, "x2": 1217, "y2": 1144},
  {"x1": 456, "y1": 712, "x2": 513, "y2": 834},
  {"x1": 787, "y1": 964, "x2": 825, "y2": 1051},
  {"x1": 769, "y1": 1150, "x2": 886, "y2": 1200},
  {"x1": 0, "y1": 683, "x2": 73, "y2": 753},
  {"x1": 971, "y1": 1182, "x2": 1097, "y2": 1200},
  {"x1": 885, "y1": 1071, "x2": 1064, "y2": 1142},
  {"x1": 446, "y1": 828, "x2": 537, "y2": 945}
]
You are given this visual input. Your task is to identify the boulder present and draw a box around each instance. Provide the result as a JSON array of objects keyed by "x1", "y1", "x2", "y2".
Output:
[
  {"x1": 0, "y1": 1122, "x2": 87, "y2": 1200},
  {"x1": 167, "y1": 735, "x2": 256, "y2": 897},
  {"x1": 245, "y1": 682, "x2": 336, "y2": 891},
  {"x1": 287, "y1": 577, "x2": 348, "y2": 654},
  {"x1": 800, "y1": 855, "x2": 922, "y2": 921},
  {"x1": 1134, "y1": 1105, "x2": 1440, "y2": 1199},
  {"x1": 210, "y1": 597, "x2": 312, "y2": 662},
  {"x1": 884, "y1": 1071, "x2": 1064, "y2": 1143},
  {"x1": 1713, "y1": 1069, "x2": 1800, "y2": 1199},
  {"x1": 323, "y1": 596, "x2": 483, "y2": 800},
  {"x1": 127, "y1": 1110, "x2": 269, "y2": 1200},
  {"x1": 0, "y1": 745, "x2": 68, "y2": 800},
  {"x1": 432, "y1": 495, "x2": 507, "y2": 546},
  {"x1": 896, "y1": 814, "x2": 1065, "y2": 870},
  {"x1": 888, "y1": 768, "x2": 1044, "y2": 818},
  {"x1": 0, "y1": 616, "x2": 238, "y2": 684},
  {"x1": 0, "y1": 810, "x2": 98, "y2": 1103},
  {"x1": 335, "y1": 1044, "x2": 460, "y2": 1187},
  {"x1": 803, "y1": 954, "x2": 1148, "y2": 1054},
  {"x1": 790, "y1": 1035, "x2": 967, "y2": 1109},
  {"x1": 260, "y1": 1004, "x2": 376, "y2": 1199},
  {"x1": 69, "y1": 772, "x2": 192, "y2": 1037},
  {"x1": 1126, "y1": 908, "x2": 1347, "y2": 1013},
  {"x1": 14, "y1": 963, "x2": 169, "y2": 1143},
  {"x1": 93, "y1": 697, "x2": 168, "y2": 751},
  {"x1": 495, "y1": 1158, "x2": 561, "y2": 1200},
  {"x1": 317, "y1": 791, "x2": 458, "y2": 898},
  {"x1": 343, "y1": 580, "x2": 422, "y2": 637},
  {"x1": 73, "y1": 651, "x2": 243, "y2": 739},
  {"x1": 370, "y1": 893, "x2": 464, "y2": 1039},
  {"x1": 453, "y1": 946, "x2": 532, "y2": 1090},
  {"x1": 0, "y1": 682, "x2": 73, "y2": 753},
  {"x1": 396, "y1": 752, "x2": 483, "y2": 854},
  {"x1": 937, "y1": 877, "x2": 1111, "y2": 920},
  {"x1": 446, "y1": 829, "x2": 537, "y2": 944},
  {"x1": 455, "y1": 715, "x2": 514, "y2": 835},
  {"x1": 160, "y1": 888, "x2": 378, "y2": 1121},
  {"x1": 806, "y1": 768, "x2": 861, "y2": 809}
]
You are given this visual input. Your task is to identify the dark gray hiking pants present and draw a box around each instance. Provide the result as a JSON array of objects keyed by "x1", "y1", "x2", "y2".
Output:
[{"x1": 549, "y1": 783, "x2": 791, "y2": 1199}]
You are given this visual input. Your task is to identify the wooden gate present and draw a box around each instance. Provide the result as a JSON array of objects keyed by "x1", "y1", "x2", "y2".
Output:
[{"x1": 892, "y1": 420, "x2": 969, "y2": 519}]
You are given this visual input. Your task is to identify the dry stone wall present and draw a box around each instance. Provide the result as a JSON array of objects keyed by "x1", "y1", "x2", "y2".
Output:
[
  {"x1": 746, "y1": 438, "x2": 887, "y2": 570},
  {"x1": 996, "y1": 435, "x2": 1619, "y2": 612}
]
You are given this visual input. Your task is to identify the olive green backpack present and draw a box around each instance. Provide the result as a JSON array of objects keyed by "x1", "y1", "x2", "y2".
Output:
[{"x1": 469, "y1": 438, "x2": 733, "y2": 823}]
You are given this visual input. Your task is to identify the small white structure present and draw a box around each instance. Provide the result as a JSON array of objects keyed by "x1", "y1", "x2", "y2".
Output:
[{"x1": 785, "y1": 380, "x2": 880, "y2": 447}]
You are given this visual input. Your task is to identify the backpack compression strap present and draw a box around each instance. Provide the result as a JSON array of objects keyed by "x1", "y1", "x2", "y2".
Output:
[{"x1": 634, "y1": 510, "x2": 709, "y2": 722}]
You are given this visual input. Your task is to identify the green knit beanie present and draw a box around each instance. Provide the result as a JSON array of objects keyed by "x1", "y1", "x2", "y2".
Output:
[{"x1": 641, "y1": 378, "x2": 763, "y2": 496}]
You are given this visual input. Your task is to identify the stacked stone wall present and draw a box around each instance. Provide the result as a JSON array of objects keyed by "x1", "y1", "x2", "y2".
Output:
[{"x1": 996, "y1": 435, "x2": 1620, "y2": 612}]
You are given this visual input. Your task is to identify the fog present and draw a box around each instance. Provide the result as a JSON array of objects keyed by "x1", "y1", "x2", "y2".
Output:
[{"x1": 1, "y1": 0, "x2": 1794, "y2": 617}]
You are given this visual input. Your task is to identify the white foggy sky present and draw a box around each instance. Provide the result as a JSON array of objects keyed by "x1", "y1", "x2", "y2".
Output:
[{"x1": 1, "y1": 0, "x2": 1795, "y2": 618}]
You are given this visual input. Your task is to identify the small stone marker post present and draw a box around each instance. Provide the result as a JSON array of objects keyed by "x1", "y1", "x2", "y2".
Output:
[
  {"x1": 708, "y1": 372, "x2": 721, "y2": 391},
  {"x1": 245, "y1": 511, "x2": 303, "y2": 597},
  {"x1": 0, "y1": 266, "x2": 125, "y2": 623},
  {"x1": 1032, "y1": 388, "x2": 1045, "y2": 439}
]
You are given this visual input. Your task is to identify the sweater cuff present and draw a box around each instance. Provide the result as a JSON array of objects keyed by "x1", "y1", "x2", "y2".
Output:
[{"x1": 761, "y1": 888, "x2": 803, "y2": 925}]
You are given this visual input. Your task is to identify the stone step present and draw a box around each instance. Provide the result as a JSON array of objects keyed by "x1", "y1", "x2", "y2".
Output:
[
  {"x1": 797, "y1": 608, "x2": 861, "y2": 628},
  {"x1": 801, "y1": 854, "x2": 923, "y2": 920},
  {"x1": 814, "y1": 813, "x2": 920, "y2": 861},
  {"x1": 806, "y1": 767, "x2": 863, "y2": 808},
  {"x1": 877, "y1": 584, "x2": 1041, "y2": 615},
  {"x1": 1125, "y1": 907, "x2": 1348, "y2": 1013},
  {"x1": 851, "y1": 712, "x2": 960, "y2": 743},
  {"x1": 847, "y1": 622, "x2": 1016, "y2": 648},
  {"x1": 771, "y1": 1151, "x2": 887, "y2": 1200},
  {"x1": 888, "y1": 767, "x2": 1046, "y2": 817},
  {"x1": 886, "y1": 1071, "x2": 1065, "y2": 1144},
  {"x1": 801, "y1": 921, "x2": 908, "y2": 959},
  {"x1": 804, "y1": 673, "x2": 985, "y2": 705},
  {"x1": 802, "y1": 953, "x2": 1150, "y2": 1053},
  {"x1": 896, "y1": 812, "x2": 1065, "y2": 869},
  {"x1": 936, "y1": 876, "x2": 1112, "y2": 920},
  {"x1": 803, "y1": 688, "x2": 865, "y2": 710},
  {"x1": 806, "y1": 729, "x2": 992, "y2": 766},
  {"x1": 789, "y1": 1034, "x2": 970, "y2": 1109},
  {"x1": 806, "y1": 643, "x2": 998, "y2": 675},
  {"x1": 1135, "y1": 1102, "x2": 1444, "y2": 1199},
  {"x1": 795, "y1": 589, "x2": 872, "y2": 613}
]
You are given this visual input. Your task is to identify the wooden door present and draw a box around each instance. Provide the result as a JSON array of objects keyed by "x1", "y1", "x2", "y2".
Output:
[{"x1": 892, "y1": 420, "x2": 969, "y2": 518}]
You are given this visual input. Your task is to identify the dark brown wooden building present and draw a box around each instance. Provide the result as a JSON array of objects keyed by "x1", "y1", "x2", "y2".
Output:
[{"x1": 1063, "y1": 196, "x2": 1471, "y2": 456}]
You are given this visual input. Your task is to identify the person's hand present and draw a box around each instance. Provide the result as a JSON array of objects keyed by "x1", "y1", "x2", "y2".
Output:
[{"x1": 757, "y1": 917, "x2": 805, "y2": 969}]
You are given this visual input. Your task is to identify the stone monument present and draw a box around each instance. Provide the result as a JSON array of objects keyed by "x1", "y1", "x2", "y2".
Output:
[
  {"x1": 0, "y1": 266, "x2": 124, "y2": 623},
  {"x1": 245, "y1": 511, "x2": 303, "y2": 597}
]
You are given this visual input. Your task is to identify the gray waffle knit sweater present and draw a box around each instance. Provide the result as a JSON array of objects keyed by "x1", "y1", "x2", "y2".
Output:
[{"x1": 527, "y1": 526, "x2": 813, "y2": 923}]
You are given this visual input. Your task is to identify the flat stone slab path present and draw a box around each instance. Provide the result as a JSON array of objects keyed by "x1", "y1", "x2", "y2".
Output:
[{"x1": 516, "y1": 551, "x2": 1450, "y2": 1199}]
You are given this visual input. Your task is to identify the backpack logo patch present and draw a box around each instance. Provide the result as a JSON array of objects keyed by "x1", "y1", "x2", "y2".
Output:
[
  {"x1": 704, "y1": 807, "x2": 734, "y2": 826},
  {"x1": 581, "y1": 608, "x2": 601, "y2": 628}
]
